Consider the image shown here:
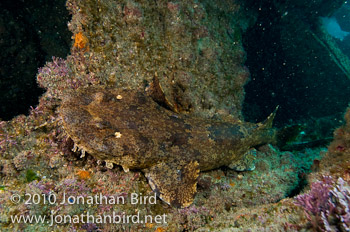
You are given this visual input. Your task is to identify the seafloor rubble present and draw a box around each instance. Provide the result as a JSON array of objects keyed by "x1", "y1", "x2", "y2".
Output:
[{"x1": 0, "y1": 0, "x2": 350, "y2": 231}]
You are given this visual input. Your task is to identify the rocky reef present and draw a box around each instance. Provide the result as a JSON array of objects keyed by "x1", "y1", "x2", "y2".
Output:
[
  {"x1": 55, "y1": 0, "x2": 251, "y2": 119},
  {"x1": 1, "y1": 0, "x2": 350, "y2": 231}
]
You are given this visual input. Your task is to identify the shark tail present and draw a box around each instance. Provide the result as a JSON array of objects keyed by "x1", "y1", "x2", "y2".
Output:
[
  {"x1": 249, "y1": 106, "x2": 279, "y2": 146},
  {"x1": 254, "y1": 106, "x2": 302, "y2": 147},
  {"x1": 257, "y1": 105, "x2": 279, "y2": 130},
  {"x1": 254, "y1": 106, "x2": 327, "y2": 150}
]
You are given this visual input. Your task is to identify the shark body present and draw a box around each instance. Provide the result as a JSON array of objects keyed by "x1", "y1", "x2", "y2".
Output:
[{"x1": 60, "y1": 86, "x2": 277, "y2": 207}]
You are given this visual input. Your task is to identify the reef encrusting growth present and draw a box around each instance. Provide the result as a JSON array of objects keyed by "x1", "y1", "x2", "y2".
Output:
[
  {"x1": 1, "y1": 0, "x2": 346, "y2": 231},
  {"x1": 319, "y1": 107, "x2": 350, "y2": 180},
  {"x1": 48, "y1": 0, "x2": 251, "y2": 119},
  {"x1": 291, "y1": 108, "x2": 350, "y2": 231}
]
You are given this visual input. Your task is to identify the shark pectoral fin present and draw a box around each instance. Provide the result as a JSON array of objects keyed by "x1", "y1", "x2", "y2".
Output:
[
  {"x1": 143, "y1": 160, "x2": 199, "y2": 208},
  {"x1": 229, "y1": 148, "x2": 257, "y2": 171}
]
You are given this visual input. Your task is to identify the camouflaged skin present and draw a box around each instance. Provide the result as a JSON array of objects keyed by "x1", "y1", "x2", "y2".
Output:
[
  {"x1": 59, "y1": 86, "x2": 277, "y2": 207},
  {"x1": 229, "y1": 148, "x2": 257, "y2": 171}
]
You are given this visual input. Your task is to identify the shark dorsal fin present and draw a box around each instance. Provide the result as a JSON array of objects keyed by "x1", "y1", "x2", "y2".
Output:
[{"x1": 146, "y1": 74, "x2": 178, "y2": 113}]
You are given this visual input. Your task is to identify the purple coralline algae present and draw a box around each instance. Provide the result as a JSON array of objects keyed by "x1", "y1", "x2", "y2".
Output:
[
  {"x1": 295, "y1": 176, "x2": 350, "y2": 231},
  {"x1": 2, "y1": 0, "x2": 350, "y2": 231}
]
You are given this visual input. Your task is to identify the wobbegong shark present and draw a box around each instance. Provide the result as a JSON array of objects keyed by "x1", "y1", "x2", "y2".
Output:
[{"x1": 59, "y1": 83, "x2": 279, "y2": 208}]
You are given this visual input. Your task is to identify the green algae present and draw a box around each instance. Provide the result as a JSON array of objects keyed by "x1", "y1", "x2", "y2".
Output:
[{"x1": 25, "y1": 169, "x2": 41, "y2": 183}]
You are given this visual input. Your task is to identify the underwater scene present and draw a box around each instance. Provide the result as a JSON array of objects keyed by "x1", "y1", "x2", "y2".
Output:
[{"x1": 1, "y1": 0, "x2": 350, "y2": 231}]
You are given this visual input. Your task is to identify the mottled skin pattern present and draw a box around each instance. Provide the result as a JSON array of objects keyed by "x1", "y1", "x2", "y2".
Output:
[{"x1": 60, "y1": 86, "x2": 277, "y2": 207}]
